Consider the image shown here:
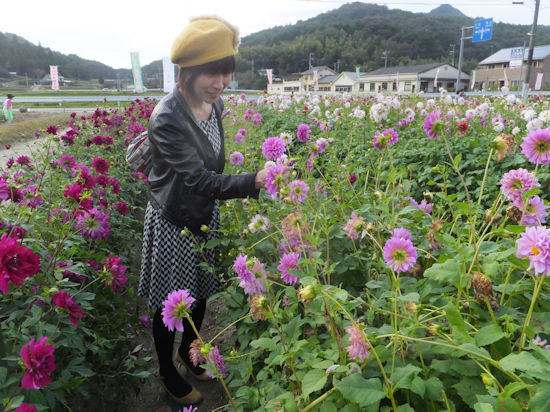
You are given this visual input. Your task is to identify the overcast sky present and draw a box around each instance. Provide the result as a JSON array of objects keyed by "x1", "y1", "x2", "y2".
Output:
[{"x1": 3, "y1": 0, "x2": 547, "y2": 69}]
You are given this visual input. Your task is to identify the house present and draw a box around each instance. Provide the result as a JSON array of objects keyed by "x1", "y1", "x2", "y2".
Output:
[
  {"x1": 268, "y1": 66, "x2": 337, "y2": 94},
  {"x1": 333, "y1": 71, "x2": 363, "y2": 93},
  {"x1": 39, "y1": 73, "x2": 68, "y2": 86},
  {"x1": 301, "y1": 66, "x2": 337, "y2": 92},
  {"x1": 359, "y1": 63, "x2": 469, "y2": 94},
  {"x1": 472, "y1": 44, "x2": 550, "y2": 91}
]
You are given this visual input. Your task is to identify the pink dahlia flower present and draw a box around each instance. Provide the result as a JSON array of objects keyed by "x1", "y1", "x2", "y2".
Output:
[
  {"x1": 297, "y1": 124, "x2": 311, "y2": 142},
  {"x1": 265, "y1": 165, "x2": 288, "y2": 196},
  {"x1": 205, "y1": 346, "x2": 227, "y2": 378},
  {"x1": 521, "y1": 195, "x2": 548, "y2": 226},
  {"x1": 229, "y1": 151, "x2": 244, "y2": 165},
  {"x1": 423, "y1": 111, "x2": 443, "y2": 140},
  {"x1": 345, "y1": 324, "x2": 370, "y2": 362},
  {"x1": 20, "y1": 336, "x2": 56, "y2": 389},
  {"x1": 372, "y1": 128, "x2": 398, "y2": 150},
  {"x1": 382, "y1": 235, "x2": 417, "y2": 273},
  {"x1": 343, "y1": 213, "x2": 366, "y2": 241},
  {"x1": 516, "y1": 226, "x2": 550, "y2": 276},
  {"x1": 277, "y1": 252, "x2": 300, "y2": 285},
  {"x1": 76, "y1": 208, "x2": 110, "y2": 240},
  {"x1": 520, "y1": 127, "x2": 550, "y2": 165},
  {"x1": 289, "y1": 180, "x2": 309, "y2": 203},
  {"x1": 500, "y1": 168, "x2": 540, "y2": 205},
  {"x1": 161, "y1": 289, "x2": 196, "y2": 332},
  {"x1": 261, "y1": 137, "x2": 286, "y2": 160}
]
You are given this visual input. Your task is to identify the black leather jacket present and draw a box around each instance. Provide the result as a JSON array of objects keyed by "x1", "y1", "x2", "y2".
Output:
[{"x1": 147, "y1": 87, "x2": 260, "y2": 233}]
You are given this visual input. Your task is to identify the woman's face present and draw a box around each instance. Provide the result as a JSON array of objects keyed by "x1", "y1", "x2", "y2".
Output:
[{"x1": 191, "y1": 72, "x2": 232, "y2": 104}]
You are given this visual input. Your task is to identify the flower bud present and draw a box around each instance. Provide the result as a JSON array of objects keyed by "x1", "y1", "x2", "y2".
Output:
[
  {"x1": 506, "y1": 206, "x2": 522, "y2": 224},
  {"x1": 180, "y1": 228, "x2": 191, "y2": 236},
  {"x1": 404, "y1": 301, "x2": 417, "y2": 314},
  {"x1": 200, "y1": 224, "x2": 209, "y2": 232},
  {"x1": 423, "y1": 191, "x2": 433, "y2": 203},
  {"x1": 250, "y1": 295, "x2": 269, "y2": 320},
  {"x1": 297, "y1": 285, "x2": 317, "y2": 303},
  {"x1": 472, "y1": 272, "x2": 493, "y2": 295}
]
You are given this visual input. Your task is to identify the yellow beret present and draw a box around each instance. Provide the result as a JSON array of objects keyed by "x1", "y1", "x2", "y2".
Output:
[{"x1": 170, "y1": 16, "x2": 240, "y2": 68}]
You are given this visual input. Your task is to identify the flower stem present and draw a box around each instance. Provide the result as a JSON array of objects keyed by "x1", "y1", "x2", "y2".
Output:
[{"x1": 517, "y1": 274, "x2": 545, "y2": 352}]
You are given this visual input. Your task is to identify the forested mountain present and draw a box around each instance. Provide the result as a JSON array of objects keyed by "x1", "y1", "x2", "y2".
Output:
[
  {"x1": 1, "y1": 2, "x2": 549, "y2": 89},
  {"x1": 0, "y1": 32, "x2": 129, "y2": 81},
  {"x1": 236, "y1": 2, "x2": 550, "y2": 79}
]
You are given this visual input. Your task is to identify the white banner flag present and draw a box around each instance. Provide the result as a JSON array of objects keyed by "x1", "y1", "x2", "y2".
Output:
[
  {"x1": 503, "y1": 69, "x2": 509, "y2": 87},
  {"x1": 470, "y1": 70, "x2": 476, "y2": 90},
  {"x1": 266, "y1": 69, "x2": 273, "y2": 85},
  {"x1": 433, "y1": 68, "x2": 440, "y2": 88},
  {"x1": 535, "y1": 72, "x2": 543, "y2": 90},
  {"x1": 313, "y1": 70, "x2": 318, "y2": 85},
  {"x1": 50, "y1": 65, "x2": 59, "y2": 91},
  {"x1": 162, "y1": 57, "x2": 175, "y2": 93}
]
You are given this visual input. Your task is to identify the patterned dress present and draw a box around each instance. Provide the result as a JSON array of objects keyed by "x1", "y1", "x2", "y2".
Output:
[{"x1": 138, "y1": 110, "x2": 222, "y2": 310}]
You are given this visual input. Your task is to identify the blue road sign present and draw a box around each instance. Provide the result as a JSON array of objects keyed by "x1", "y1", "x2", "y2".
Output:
[{"x1": 472, "y1": 18, "x2": 493, "y2": 42}]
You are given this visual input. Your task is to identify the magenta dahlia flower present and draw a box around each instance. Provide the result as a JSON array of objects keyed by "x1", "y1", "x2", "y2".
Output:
[
  {"x1": 520, "y1": 127, "x2": 550, "y2": 165},
  {"x1": 161, "y1": 289, "x2": 196, "y2": 332},
  {"x1": 13, "y1": 403, "x2": 37, "y2": 412},
  {"x1": 382, "y1": 235, "x2": 417, "y2": 273},
  {"x1": 408, "y1": 197, "x2": 432, "y2": 215},
  {"x1": 392, "y1": 227, "x2": 413, "y2": 241},
  {"x1": 76, "y1": 208, "x2": 111, "y2": 240},
  {"x1": 423, "y1": 110, "x2": 443, "y2": 140},
  {"x1": 289, "y1": 180, "x2": 309, "y2": 203},
  {"x1": 229, "y1": 151, "x2": 244, "y2": 165},
  {"x1": 265, "y1": 165, "x2": 288, "y2": 196},
  {"x1": 516, "y1": 226, "x2": 550, "y2": 276},
  {"x1": 51, "y1": 290, "x2": 85, "y2": 326},
  {"x1": 235, "y1": 128, "x2": 247, "y2": 143},
  {"x1": 297, "y1": 124, "x2": 311, "y2": 142},
  {"x1": 92, "y1": 157, "x2": 109, "y2": 174},
  {"x1": 102, "y1": 254, "x2": 128, "y2": 292},
  {"x1": 233, "y1": 253, "x2": 266, "y2": 295},
  {"x1": 20, "y1": 336, "x2": 56, "y2": 389},
  {"x1": 500, "y1": 168, "x2": 540, "y2": 204},
  {"x1": 0, "y1": 178, "x2": 10, "y2": 203},
  {"x1": 205, "y1": 346, "x2": 227, "y2": 378},
  {"x1": 0, "y1": 233, "x2": 41, "y2": 293},
  {"x1": 261, "y1": 136, "x2": 286, "y2": 160},
  {"x1": 345, "y1": 324, "x2": 370, "y2": 362},
  {"x1": 277, "y1": 252, "x2": 300, "y2": 285},
  {"x1": 372, "y1": 128, "x2": 399, "y2": 150}
]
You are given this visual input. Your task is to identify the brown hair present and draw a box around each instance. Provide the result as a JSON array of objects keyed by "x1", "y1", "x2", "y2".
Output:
[{"x1": 177, "y1": 55, "x2": 236, "y2": 93}]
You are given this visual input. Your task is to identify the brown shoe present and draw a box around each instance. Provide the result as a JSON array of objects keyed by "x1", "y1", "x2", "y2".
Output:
[{"x1": 160, "y1": 379, "x2": 203, "y2": 405}]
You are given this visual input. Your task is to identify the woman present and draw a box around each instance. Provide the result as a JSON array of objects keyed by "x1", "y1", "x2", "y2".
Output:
[
  {"x1": 138, "y1": 16, "x2": 269, "y2": 405},
  {"x1": 2, "y1": 94, "x2": 14, "y2": 123}
]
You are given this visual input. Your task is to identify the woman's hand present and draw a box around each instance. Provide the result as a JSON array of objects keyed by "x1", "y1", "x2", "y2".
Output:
[{"x1": 254, "y1": 168, "x2": 270, "y2": 189}]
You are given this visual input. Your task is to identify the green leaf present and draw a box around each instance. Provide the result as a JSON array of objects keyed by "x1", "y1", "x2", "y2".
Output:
[
  {"x1": 336, "y1": 374, "x2": 386, "y2": 407},
  {"x1": 397, "y1": 292, "x2": 419, "y2": 303},
  {"x1": 301, "y1": 369, "x2": 328, "y2": 398},
  {"x1": 475, "y1": 324, "x2": 506, "y2": 346},
  {"x1": 474, "y1": 403, "x2": 494, "y2": 412},
  {"x1": 425, "y1": 376, "x2": 444, "y2": 400},
  {"x1": 498, "y1": 382, "x2": 529, "y2": 401},
  {"x1": 500, "y1": 352, "x2": 549, "y2": 376},
  {"x1": 453, "y1": 153, "x2": 462, "y2": 170},
  {"x1": 529, "y1": 383, "x2": 550, "y2": 412},
  {"x1": 453, "y1": 376, "x2": 488, "y2": 408},
  {"x1": 250, "y1": 337, "x2": 278, "y2": 351},
  {"x1": 393, "y1": 364, "x2": 422, "y2": 392},
  {"x1": 424, "y1": 259, "x2": 461, "y2": 286},
  {"x1": 446, "y1": 302, "x2": 474, "y2": 344},
  {"x1": 458, "y1": 343, "x2": 491, "y2": 360}
]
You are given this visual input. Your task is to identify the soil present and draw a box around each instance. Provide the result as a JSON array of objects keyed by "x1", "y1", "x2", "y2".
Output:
[
  {"x1": 0, "y1": 128, "x2": 232, "y2": 412},
  {"x1": 129, "y1": 297, "x2": 231, "y2": 412}
]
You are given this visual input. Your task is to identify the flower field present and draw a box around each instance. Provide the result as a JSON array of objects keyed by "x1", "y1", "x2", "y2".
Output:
[{"x1": 1, "y1": 90, "x2": 550, "y2": 411}]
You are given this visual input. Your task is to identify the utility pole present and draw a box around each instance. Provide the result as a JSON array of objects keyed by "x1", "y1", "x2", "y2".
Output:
[
  {"x1": 522, "y1": 0, "x2": 540, "y2": 101},
  {"x1": 381, "y1": 50, "x2": 389, "y2": 68},
  {"x1": 456, "y1": 25, "x2": 473, "y2": 92},
  {"x1": 449, "y1": 44, "x2": 455, "y2": 66},
  {"x1": 308, "y1": 53, "x2": 314, "y2": 70},
  {"x1": 251, "y1": 59, "x2": 254, "y2": 76}
]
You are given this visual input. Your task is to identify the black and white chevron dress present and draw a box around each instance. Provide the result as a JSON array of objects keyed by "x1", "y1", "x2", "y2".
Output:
[{"x1": 138, "y1": 111, "x2": 222, "y2": 310}]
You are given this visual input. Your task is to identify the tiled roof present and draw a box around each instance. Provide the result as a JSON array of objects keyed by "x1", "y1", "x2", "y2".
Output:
[
  {"x1": 363, "y1": 63, "x2": 444, "y2": 76},
  {"x1": 301, "y1": 66, "x2": 335, "y2": 75},
  {"x1": 479, "y1": 44, "x2": 550, "y2": 65}
]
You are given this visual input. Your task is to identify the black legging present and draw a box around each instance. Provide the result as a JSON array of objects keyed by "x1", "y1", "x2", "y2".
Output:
[{"x1": 152, "y1": 299, "x2": 207, "y2": 394}]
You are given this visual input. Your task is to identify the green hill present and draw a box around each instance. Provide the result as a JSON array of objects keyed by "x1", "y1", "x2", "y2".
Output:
[{"x1": 1, "y1": 2, "x2": 549, "y2": 90}]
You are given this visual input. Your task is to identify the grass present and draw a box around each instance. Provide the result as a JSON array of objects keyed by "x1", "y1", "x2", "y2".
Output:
[{"x1": 0, "y1": 113, "x2": 73, "y2": 146}]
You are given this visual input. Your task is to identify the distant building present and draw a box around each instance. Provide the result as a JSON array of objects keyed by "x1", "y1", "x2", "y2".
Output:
[
  {"x1": 267, "y1": 63, "x2": 468, "y2": 95},
  {"x1": 472, "y1": 44, "x2": 550, "y2": 91},
  {"x1": 360, "y1": 63, "x2": 469, "y2": 93},
  {"x1": 39, "y1": 73, "x2": 69, "y2": 86}
]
